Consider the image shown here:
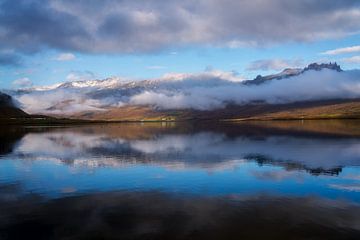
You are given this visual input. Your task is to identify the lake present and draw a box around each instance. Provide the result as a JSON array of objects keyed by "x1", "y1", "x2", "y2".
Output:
[{"x1": 1, "y1": 120, "x2": 360, "y2": 239}]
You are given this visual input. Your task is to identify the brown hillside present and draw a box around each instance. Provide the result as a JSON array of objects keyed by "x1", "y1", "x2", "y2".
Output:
[{"x1": 67, "y1": 99, "x2": 360, "y2": 121}]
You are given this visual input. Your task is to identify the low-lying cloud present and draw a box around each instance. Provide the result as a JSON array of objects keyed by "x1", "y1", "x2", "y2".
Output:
[
  {"x1": 131, "y1": 69, "x2": 360, "y2": 110},
  {"x1": 16, "y1": 89, "x2": 110, "y2": 114},
  {"x1": 13, "y1": 68, "x2": 360, "y2": 114}
]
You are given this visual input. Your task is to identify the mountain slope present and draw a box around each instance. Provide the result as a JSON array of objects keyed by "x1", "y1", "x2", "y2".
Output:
[
  {"x1": 10, "y1": 62, "x2": 360, "y2": 121},
  {"x1": 0, "y1": 92, "x2": 28, "y2": 118},
  {"x1": 68, "y1": 99, "x2": 360, "y2": 121},
  {"x1": 243, "y1": 102, "x2": 360, "y2": 120}
]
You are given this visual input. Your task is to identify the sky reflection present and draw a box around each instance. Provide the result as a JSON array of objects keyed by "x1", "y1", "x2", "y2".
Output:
[{"x1": 0, "y1": 122, "x2": 360, "y2": 202}]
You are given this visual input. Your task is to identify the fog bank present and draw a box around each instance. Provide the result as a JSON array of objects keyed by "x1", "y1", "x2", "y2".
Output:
[{"x1": 13, "y1": 68, "x2": 360, "y2": 114}]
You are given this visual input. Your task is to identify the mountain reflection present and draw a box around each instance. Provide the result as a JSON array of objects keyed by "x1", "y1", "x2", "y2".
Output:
[
  {"x1": 0, "y1": 121, "x2": 360, "y2": 201},
  {"x1": 1, "y1": 121, "x2": 360, "y2": 239},
  {"x1": 2, "y1": 121, "x2": 360, "y2": 175}
]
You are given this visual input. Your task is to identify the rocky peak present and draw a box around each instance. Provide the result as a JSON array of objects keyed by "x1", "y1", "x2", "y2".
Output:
[
  {"x1": 303, "y1": 62, "x2": 342, "y2": 72},
  {"x1": 245, "y1": 62, "x2": 343, "y2": 85}
]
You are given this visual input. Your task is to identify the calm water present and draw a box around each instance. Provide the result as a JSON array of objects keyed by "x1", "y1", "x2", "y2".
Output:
[{"x1": 1, "y1": 121, "x2": 360, "y2": 239}]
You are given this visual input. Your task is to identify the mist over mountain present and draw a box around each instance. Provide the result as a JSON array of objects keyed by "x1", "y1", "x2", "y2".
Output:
[{"x1": 10, "y1": 63, "x2": 360, "y2": 117}]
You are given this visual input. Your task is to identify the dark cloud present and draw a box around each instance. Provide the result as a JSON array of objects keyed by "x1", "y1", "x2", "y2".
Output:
[
  {"x1": 0, "y1": 0, "x2": 89, "y2": 53},
  {"x1": 0, "y1": 0, "x2": 360, "y2": 59},
  {"x1": 0, "y1": 53, "x2": 21, "y2": 66}
]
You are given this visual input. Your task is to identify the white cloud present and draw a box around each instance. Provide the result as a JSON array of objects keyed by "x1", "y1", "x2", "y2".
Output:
[
  {"x1": 66, "y1": 71, "x2": 96, "y2": 82},
  {"x1": 160, "y1": 69, "x2": 245, "y2": 82},
  {"x1": 246, "y1": 59, "x2": 303, "y2": 71},
  {"x1": 321, "y1": 45, "x2": 360, "y2": 55},
  {"x1": 342, "y1": 56, "x2": 360, "y2": 63},
  {"x1": 12, "y1": 77, "x2": 33, "y2": 88},
  {"x1": 54, "y1": 53, "x2": 76, "y2": 61},
  {"x1": 16, "y1": 89, "x2": 108, "y2": 114},
  {"x1": 130, "y1": 69, "x2": 360, "y2": 110}
]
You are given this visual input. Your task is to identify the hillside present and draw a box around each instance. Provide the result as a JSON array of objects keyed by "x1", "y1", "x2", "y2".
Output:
[
  {"x1": 7, "y1": 62, "x2": 360, "y2": 122},
  {"x1": 67, "y1": 99, "x2": 360, "y2": 121},
  {"x1": 0, "y1": 91, "x2": 28, "y2": 118},
  {"x1": 243, "y1": 101, "x2": 360, "y2": 120}
]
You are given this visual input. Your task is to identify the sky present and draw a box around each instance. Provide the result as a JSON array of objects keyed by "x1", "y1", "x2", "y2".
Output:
[{"x1": 1, "y1": 0, "x2": 360, "y2": 89}]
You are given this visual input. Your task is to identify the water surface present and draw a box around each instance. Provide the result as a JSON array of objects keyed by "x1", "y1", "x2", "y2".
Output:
[{"x1": 1, "y1": 121, "x2": 360, "y2": 239}]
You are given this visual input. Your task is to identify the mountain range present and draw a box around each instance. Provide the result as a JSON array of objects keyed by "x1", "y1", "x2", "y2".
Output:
[{"x1": 2, "y1": 62, "x2": 360, "y2": 122}]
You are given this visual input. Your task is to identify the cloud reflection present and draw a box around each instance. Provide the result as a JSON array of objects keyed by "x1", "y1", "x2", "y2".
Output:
[{"x1": 7, "y1": 125, "x2": 360, "y2": 175}]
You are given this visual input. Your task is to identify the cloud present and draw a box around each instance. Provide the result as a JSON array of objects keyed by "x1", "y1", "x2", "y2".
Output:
[
  {"x1": 66, "y1": 71, "x2": 96, "y2": 82},
  {"x1": 12, "y1": 77, "x2": 33, "y2": 88},
  {"x1": 16, "y1": 89, "x2": 108, "y2": 114},
  {"x1": 54, "y1": 53, "x2": 76, "y2": 61},
  {"x1": 130, "y1": 69, "x2": 360, "y2": 110},
  {"x1": 322, "y1": 45, "x2": 360, "y2": 55},
  {"x1": 9, "y1": 125, "x2": 360, "y2": 172},
  {"x1": 13, "y1": 67, "x2": 360, "y2": 114},
  {"x1": 146, "y1": 66, "x2": 166, "y2": 70},
  {"x1": 342, "y1": 56, "x2": 360, "y2": 63},
  {"x1": 130, "y1": 70, "x2": 360, "y2": 110},
  {"x1": 246, "y1": 59, "x2": 303, "y2": 71},
  {"x1": 0, "y1": 52, "x2": 21, "y2": 66},
  {"x1": 0, "y1": 0, "x2": 360, "y2": 57},
  {"x1": 167, "y1": 69, "x2": 245, "y2": 82}
]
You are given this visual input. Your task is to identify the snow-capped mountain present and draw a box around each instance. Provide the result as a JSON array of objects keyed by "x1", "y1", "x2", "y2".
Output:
[
  {"x1": 10, "y1": 62, "x2": 360, "y2": 118},
  {"x1": 24, "y1": 62, "x2": 343, "y2": 92}
]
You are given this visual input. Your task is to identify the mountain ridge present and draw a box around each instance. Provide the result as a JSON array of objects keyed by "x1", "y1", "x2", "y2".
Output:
[
  {"x1": 4, "y1": 62, "x2": 360, "y2": 122},
  {"x1": 23, "y1": 62, "x2": 344, "y2": 92},
  {"x1": 244, "y1": 62, "x2": 342, "y2": 85}
]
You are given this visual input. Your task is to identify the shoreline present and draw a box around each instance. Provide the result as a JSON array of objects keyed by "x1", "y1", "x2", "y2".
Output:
[{"x1": 1, "y1": 115, "x2": 360, "y2": 126}]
